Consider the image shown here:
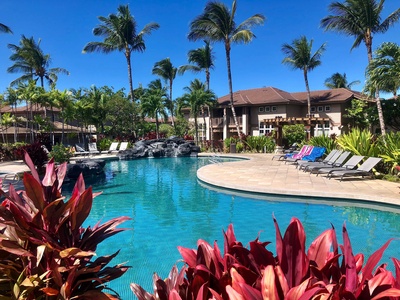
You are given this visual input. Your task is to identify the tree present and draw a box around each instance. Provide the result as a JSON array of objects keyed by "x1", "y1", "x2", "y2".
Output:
[
  {"x1": 365, "y1": 42, "x2": 400, "y2": 97},
  {"x1": 179, "y1": 79, "x2": 216, "y2": 144},
  {"x1": 52, "y1": 89, "x2": 73, "y2": 144},
  {"x1": 8, "y1": 35, "x2": 69, "y2": 88},
  {"x1": 179, "y1": 40, "x2": 215, "y2": 90},
  {"x1": 152, "y1": 58, "x2": 178, "y2": 127},
  {"x1": 321, "y1": 0, "x2": 400, "y2": 136},
  {"x1": 0, "y1": 23, "x2": 12, "y2": 34},
  {"x1": 188, "y1": 0, "x2": 265, "y2": 137},
  {"x1": 282, "y1": 36, "x2": 326, "y2": 139},
  {"x1": 83, "y1": 5, "x2": 160, "y2": 102},
  {"x1": 140, "y1": 79, "x2": 168, "y2": 138},
  {"x1": 4, "y1": 87, "x2": 20, "y2": 143},
  {"x1": 324, "y1": 72, "x2": 360, "y2": 89}
]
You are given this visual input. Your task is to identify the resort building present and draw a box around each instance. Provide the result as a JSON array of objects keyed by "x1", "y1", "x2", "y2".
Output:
[{"x1": 184, "y1": 87, "x2": 364, "y2": 145}]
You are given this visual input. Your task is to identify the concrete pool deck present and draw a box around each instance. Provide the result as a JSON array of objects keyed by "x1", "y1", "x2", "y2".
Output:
[
  {"x1": 197, "y1": 153, "x2": 400, "y2": 206},
  {"x1": 0, "y1": 153, "x2": 399, "y2": 207}
]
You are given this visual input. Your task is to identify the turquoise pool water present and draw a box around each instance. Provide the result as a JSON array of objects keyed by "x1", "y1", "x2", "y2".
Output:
[{"x1": 76, "y1": 157, "x2": 400, "y2": 300}]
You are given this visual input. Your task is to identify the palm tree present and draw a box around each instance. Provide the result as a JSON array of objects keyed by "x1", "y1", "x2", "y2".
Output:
[
  {"x1": 140, "y1": 79, "x2": 168, "y2": 138},
  {"x1": 324, "y1": 72, "x2": 360, "y2": 89},
  {"x1": 321, "y1": 0, "x2": 400, "y2": 135},
  {"x1": 188, "y1": 0, "x2": 265, "y2": 137},
  {"x1": 179, "y1": 79, "x2": 216, "y2": 144},
  {"x1": 4, "y1": 87, "x2": 20, "y2": 143},
  {"x1": 179, "y1": 40, "x2": 215, "y2": 90},
  {"x1": 8, "y1": 35, "x2": 69, "y2": 88},
  {"x1": 152, "y1": 58, "x2": 178, "y2": 127},
  {"x1": 282, "y1": 36, "x2": 326, "y2": 140},
  {"x1": 0, "y1": 23, "x2": 12, "y2": 34},
  {"x1": 365, "y1": 42, "x2": 400, "y2": 97},
  {"x1": 83, "y1": 5, "x2": 160, "y2": 102}
]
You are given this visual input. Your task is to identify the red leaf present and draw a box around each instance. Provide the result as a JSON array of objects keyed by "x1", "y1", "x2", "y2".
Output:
[
  {"x1": 392, "y1": 257, "x2": 400, "y2": 288},
  {"x1": 169, "y1": 289, "x2": 182, "y2": 300},
  {"x1": 23, "y1": 172, "x2": 45, "y2": 212},
  {"x1": 178, "y1": 246, "x2": 197, "y2": 268},
  {"x1": 273, "y1": 215, "x2": 285, "y2": 269},
  {"x1": 23, "y1": 151, "x2": 40, "y2": 182},
  {"x1": 238, "y1": 282, "x2": 262, "y2": 300},
  {"x1": 371, "y1": 287, "x2": 400, "y2": 300},
  {"x1": 307, "y1": 228, "x2": 335, "y2": 268},
  {"x1": 285, "y1": 278, "x2": 311, "y2": 300},
  {"x1": 56, "y1": 162, "x2": 67, "y2": 190},
  {"x1": 342, "y1": 223, "x2": 357, "y2": 293},
  {"x1": 40, "y1": 287, "x2": 59, "y2": 296},
  {"x1": 0, "y1": 239, "x2": 34, "y2": 257},
  {"x1": 261, "y1": 265, "x2": 279, "y2": 299},
  {"x1": 368, "y1": 270, "x2": 395, "y2": 295},
  {"x1": 224, "y1": 224, "x2": 237, "y2": 253},
  {"x1": 70, "y1": 187, "x2": 93, "y2": 231},
  {"x1": 42, "y1": 158, "x2": 56, "y2": 187},
  {"x1": 226, "y1": 285, "x2": 244, "y2": 300}
]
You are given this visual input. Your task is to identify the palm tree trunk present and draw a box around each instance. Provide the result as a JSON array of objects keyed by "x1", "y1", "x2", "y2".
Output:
[
  {"x1": 155, "y1": 115, "x2": 159, "y2": 139},
  {"x1": 194, "y1": 116, "x2": 199, "y2": 145},
  {"x1": 125, "y1": 50, "x2": 135, "y2": 102},
  {"x1": 303, "y1": 69, "x2": 311, "y2": 140},
  {"x1": 169, "y1": 81, "x2": 175, "y2": 127},
  {"x1": 225, "y1": 42, "x2": 241, "y2": 137}
]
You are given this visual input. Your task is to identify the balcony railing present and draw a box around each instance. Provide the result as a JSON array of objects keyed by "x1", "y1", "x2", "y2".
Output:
[{"x1": 212, "y1": 116, "x2": 242, "y2": 127}]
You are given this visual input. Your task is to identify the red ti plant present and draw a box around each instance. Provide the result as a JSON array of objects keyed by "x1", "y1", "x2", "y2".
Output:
[
  {"x1": 131, "y1": 217, "x2": 400, "y2": 300},
  {"x1": 0, "y1": 152, "x2": 130, "y2": 299}
]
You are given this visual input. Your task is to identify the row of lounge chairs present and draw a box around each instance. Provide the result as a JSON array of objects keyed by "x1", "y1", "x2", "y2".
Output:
[
  {"x1": 277, "y1": 146, "x2": 382, "y2": 181},
  {"x1": 73, "y1": 142, "x2": 128, "y2": 157}
]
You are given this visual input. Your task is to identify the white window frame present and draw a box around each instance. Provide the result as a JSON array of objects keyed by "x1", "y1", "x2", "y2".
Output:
[
  {"x1": 271, "y1": 106, "x2": 277, "y2": 112},
  {"x1": 258, "y1": 107, "x2": 264, "y2": 112},
  {"x1": 259, "y1": 122, "x2": 274, "y2": 135},
  {"x1": 315, "y1": 121, "x2": 330, "y2": 137},
  {"x1": 325, "y1": 105, "x2": 331, "y2": 112},
  {"x1": 317, "y1": 106, "x2": 323, "y2": 112},
  {"x1": 265, "y1": 106, "x2": 270, "y2": 112}
]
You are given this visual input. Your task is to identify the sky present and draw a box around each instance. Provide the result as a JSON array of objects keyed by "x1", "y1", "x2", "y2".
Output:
[{"x1": 0, "y1": 0, "x2": 399, "y2": 100}]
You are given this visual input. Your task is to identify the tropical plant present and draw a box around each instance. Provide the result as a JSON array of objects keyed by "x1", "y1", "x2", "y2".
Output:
[
  {"x1": 14, "y1": 142, "x2": 48, "y2": 170},
  {"x1": 336, "y1": 127, "x2": 380, "y2": 157},
  {"x1": 83, "y1": 4, "x2": 160, "y2": 101},
  {"x1": 282, "y1": 124, "x2": 306, "y2": 146},
  {"x1": 131, "y1": 219, "x2": 400, "y2": 299},
  {"x1": 152, "y1": 58, "x2": 178, "y2": 127},
  {"x1": 308, "y1": 134, "x2": 338, "y2": 154},
  {"x1": 178, "y1": 79, "x2": 216, "y2": 144},
  {"x1": 4, "y1": 87, "x2": 21, "y2": 143},
  {"x1": 324, "y1": 72, "x2": 360, "y2": 89},
  {"x1": 282, "y1": 36, "x2": 326, "y2": 140},
  {"x1": 0, "y1": 153, "x2": 130, "y2": 299},
  {"x1": 188, "y1": 0, "x2": 265, "y2": 137},
  {"x1": 48, "y1": 143, "x2": 73, "y2": 163},
  {"x1": 140, "y1": 79, "x2": 169, "y2": 139},
  {"x1": 8, "y1": 35, "x2": 69, "y2": 88},
  {"x1": 244, "y1": 135, "x2": 275, "y2": 153},
  {"x1": 343, "y1": 98, "x2": 370, "y2": 129},
  {"x1": 365, "y1": 42, "x2": 400, "y2": 97},
  {"x1": 321, "y1": 0, "x2": 400, "y2": 136},
  {"x1": 379, "y1": 131, "x2": 400, "y2": 173}
]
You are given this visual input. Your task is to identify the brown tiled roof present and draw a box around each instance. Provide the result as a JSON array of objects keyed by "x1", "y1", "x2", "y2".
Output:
[{"x1": 217, "y1": 87, "x2": 364, "y2": 106}]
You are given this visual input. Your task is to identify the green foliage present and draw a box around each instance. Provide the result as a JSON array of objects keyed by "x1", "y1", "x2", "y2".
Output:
[
  {"x1": 343, "y1": 99, "x2": 370, "y2": 129},
  {"x1": 159, "y1": 123, "x2": 174, "y2": 137},
  {"x1": 336, "y1": 128, "x2": 380, "y2": 157},
  {"x1": 244, "y1": 135, "x2": 275, "y2": 153},
  {"x1": 0, "y1": 142, "x2": 26, "y2": 162},
  {"x1": 48, "y1": 143, "x2": 73, "y2": 163},
  {"x1": 236, "y1": 141, "x2": 244, "y2": 152},
  {"x1": 131, "y1": 219, "x2": 400, "y2": 299},
  {"x1": 283, "y1": 124, "x2": 306, "y2": 145},
  {"x1": 0, "y1": 153, "x2": 130, "y2": 299},
  {"x1": 172, "y1": 116, "x2": 190, "y2": 137},
  {"x1": 97, "y1": 136, "x2": 113, "y2": 151},
  {"x1": 379, "y1": 132, "x2": 400, "y2": 174},
  {"x1": 308, "y1": 134, "x2": 337, "y2": 153}
]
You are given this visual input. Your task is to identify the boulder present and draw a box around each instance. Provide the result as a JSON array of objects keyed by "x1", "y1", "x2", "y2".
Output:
[{"x1": 66, "y1": 159, "x2": 105, "y2": 180}]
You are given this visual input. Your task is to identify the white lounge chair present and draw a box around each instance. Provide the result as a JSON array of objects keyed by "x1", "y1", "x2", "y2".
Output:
[
  {"x1": 88, "y1": 143, "x2": 100, "y2": 155},
  {"x1": 101, "y1": 142, "x2": 119, "y2": 154},
  {"x1": 119, "y1": 142, "x2": 128, "y2": 152},
  {"x1": 74, "y1": 144, "x2": 89, "y2": 156}
]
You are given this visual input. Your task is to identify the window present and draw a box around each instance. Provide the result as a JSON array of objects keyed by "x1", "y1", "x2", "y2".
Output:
[
  {"x1": 315, "y1": 121, "x2": 330, "y2": 137},
  {"x1": 271, "y1": 106, "x2": 277, "y2": 112},
  {"x1": 259, "y1": 122, "x2": 274, "y2": 135},
  {"x1": 258, "y1": 107, "x2": 264, "y2": 112},
  {"x1": 325, "y1": 106, "x2": 331, "y2": 112},
  {"x1": 311, "y1": 106, "x2": 316, "y2": 113},
  {"x1": 265, "y1": 106, "x2": 270, "y2": 112},
  {"x1": 317, "y1": 106, "x2": 323, "y2": 112}
]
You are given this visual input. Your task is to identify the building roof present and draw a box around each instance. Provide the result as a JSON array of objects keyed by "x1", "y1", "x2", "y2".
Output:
[{"x1": 217, "y1": 87, "x2": 364, "y2": 107}]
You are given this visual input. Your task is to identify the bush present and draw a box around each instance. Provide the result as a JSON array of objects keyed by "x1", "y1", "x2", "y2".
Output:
[
  {"x1": 0, "y1": 142, "x2": 26, "y2": 162},
  {"x1": 14, "y1": 142, "x2": 48, "y2": 170},
  {"x1": 283, "y1": 124, "x2": 306, "y2": 146},
  {"x1": 131, "y1": 219, "x2": 400, "y2": 300},
  {"x1": 244, "y1": 135, "x2": 275, "y2": 153},
  {"x1": 48, "y1": 143, "x2": 73, "y2": 163},
  {"x1": 0, "y1": 153, "x2": 130, "y2": 299},
  {"x1": 308, "y1": 134, "x2": 337, "y2": 154},
  {"x1": 379, "y1": 132, "x2": 400, "y2": 174},
  {"x1": 336, "y1": 128, "x2": 380, "y2": 157}
]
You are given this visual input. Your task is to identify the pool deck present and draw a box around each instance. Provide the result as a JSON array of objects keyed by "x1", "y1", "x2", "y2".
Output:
[
  {"x1": 197, "y1": 153, "x2": 400, "y2": 206},
  {"x1": 0, "y1": 153, "x2": 399, "y2": 207}
]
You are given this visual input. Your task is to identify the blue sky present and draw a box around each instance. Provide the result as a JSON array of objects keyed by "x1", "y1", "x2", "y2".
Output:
[{"x1": 1, "y1": 0, "x2": 399, "y2": 99}]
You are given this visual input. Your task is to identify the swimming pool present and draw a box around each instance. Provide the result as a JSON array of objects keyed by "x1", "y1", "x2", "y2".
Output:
[{"x1": 78, "y1": 157, "x2": 400, "y2": 300}]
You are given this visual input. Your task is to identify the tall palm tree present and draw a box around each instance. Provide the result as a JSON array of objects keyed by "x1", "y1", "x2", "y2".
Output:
[
  {"x1": 152, "y1": 58, "x2": 178, "y2": 127},
  {"x1": 324, "y1": 72, "x2": 360, "y2": 89},
  {"x1": 366, "y1": 42, "x2": 400, "y2": 97},
  {"x1": 83, "y1": 5, "x2": 160, "y2": 102},
  {"x1": 179, "y1": 79, "x2": 216, "y2": 144},
  {"x1": 4, "y1": 87, "x2": 20, "y2": 143},
  {"x1": 140, "y1": 79, "x2": 168, "y2": 138},
  {"x1": 282, "y1": 36, "x2": 326, "y2": 139},
  {"x1": 188, "y1": 0, "x2": 265, "y2": 137},
  {"x1": 8, "y1": 35, "x2": 69, "y2": 88},
  {"x1": 0, "y1": 23, "x2": 12, "y2": 34},
  {"x1": 179, "y1": 40, "x2": 215, "y2": 90},
  {"x1": 321, "y1": 0, "x2": 400, "y2": 135}
]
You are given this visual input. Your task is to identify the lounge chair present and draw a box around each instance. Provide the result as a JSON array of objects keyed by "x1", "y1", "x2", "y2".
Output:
[
  {"x1": 327, "y1": 157, "x2": 382, "y2": 181},
  {"x1": 272, "y1": 144, "x2": 308, "y2": 161},
  {"x1": 74, "y1": 144, "x2": 89, "y2": 156},
  {"x1": 297, "y1": 149, "x2": 341, "y2": 170},
  {"x1": 101, "y1": 142, "x2": 119, "y2": 154},
  {"x1": 119, "y1": 142, "x2": 129, "y2": 152},
  {"x1": 304, "y1": 151, "x2": 351, "y2": 173},
  {"x1": 316, "y1": 155, "x2": 365, "y2": 177},
  {"x1": 88, "y1": 143, "x2": 100, "y2": 155},
  {"x1": 284, "y1": 145, "x2": 319, "y2": 164}
]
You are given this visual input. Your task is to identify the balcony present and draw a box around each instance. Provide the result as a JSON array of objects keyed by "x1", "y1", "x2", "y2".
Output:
[{"x1": 211, "y1": 116, "x2": 242, "y2": 128}]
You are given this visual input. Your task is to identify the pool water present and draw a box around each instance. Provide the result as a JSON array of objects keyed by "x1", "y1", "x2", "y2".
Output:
[{"x1": 75, "y1": 157, "x2": 400, "y2": 300}]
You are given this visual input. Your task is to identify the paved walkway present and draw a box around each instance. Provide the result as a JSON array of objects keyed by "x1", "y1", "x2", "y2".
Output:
[{"x1": 197, "y1": 153, "x2": 400, "y2": 206}]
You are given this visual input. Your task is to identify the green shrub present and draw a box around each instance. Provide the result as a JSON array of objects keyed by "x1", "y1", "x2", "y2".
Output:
[
  {"x1": 236, "y1": 141, "x2": 244, "y2": 152},
  {"x1": 336, "y1": 128, "x2": 380, "y2": 157},
  {"x1": 308, "y1": 134, "x2": 337, "y2": 154},
  {"x1": 159, "y1": 123, "x2": 174, "y2": 137},
  {"x1": 131, "y1": 218, "x2": 400, "y2": 299},
  {"x1": 0, "y1": 153, "x2": 130, "y2": 299},
  {"x1": 0, "y1": 142, "x2": 26, "y2": 161},
  {"x1": 48, "y1": 143, "x2": 73, "y2": 163},
  {"x1": 97, "y1": 137, "x2": 112, "y2": 151},
  {"x1": 283, "y1": 124, "x2": 306, "y2": 146},
  {"x1": 244, "y1": 135, "x2": 275, "y2": 153},
  {"x1": 379, "y1": 132, "x2": 400, "y2": 174}
]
